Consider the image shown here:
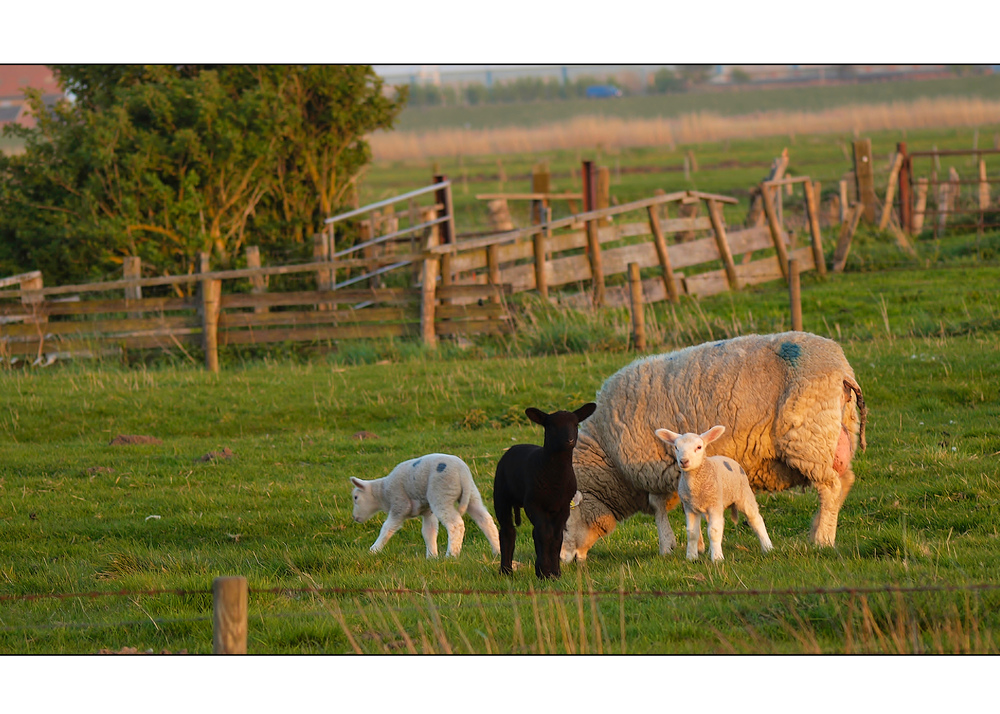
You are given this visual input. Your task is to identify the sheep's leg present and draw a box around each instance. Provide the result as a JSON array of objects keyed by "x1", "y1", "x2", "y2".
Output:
[
  {"x1": 371, "y1": 512, "x2": 406, "y2": 553},
  {"x1": 421, "y1": 513, "x2": 440, "y2": 558},
  {"x1": 467, "y1": 499, "x2": 501, "y2": 555},
  {"x1": 684, "y1": 509, "x2": 703, "y2": 561},
  {"x1": 739, "y1": 489, "x2": 773, "y2": 554},
  {"x1": 525, "y1": 505, "x2": 557, "y2": 579},
  {"x1": 437, "y1": 509, "x2": 466, "y2": 558},
  {"x1": 706, "y1": 510, "x2": 725, "y2": 562},
  {"x1": 648, "y1": 492, "x2": 679, "y2": 556},
  {"x1": 495, "y1": 493, "x2": 517, "y2": 575},
  {"x1": 809, "y1": 476, "x2": 843, "y2": 547}
]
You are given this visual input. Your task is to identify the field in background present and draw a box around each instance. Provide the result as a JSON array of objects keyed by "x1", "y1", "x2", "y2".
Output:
[
  {"x1": 392, "y1": 74, "x2": 1000, "y2": 132},
  {"x1": 2, "y1": 236, "x2": 999, "y2": 653}
]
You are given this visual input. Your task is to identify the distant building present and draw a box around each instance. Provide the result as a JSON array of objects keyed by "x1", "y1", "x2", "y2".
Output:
[{"x1": 0, "y1": 65, "x2": 65, "y2": 129}]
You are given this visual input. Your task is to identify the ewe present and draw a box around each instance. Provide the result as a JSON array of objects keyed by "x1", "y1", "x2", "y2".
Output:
[
  {"x1": 494, "y1": 403, "x2": 596, "y2": 579},
  {"x1": 562, "y1": 332, "x2": 867, "y2": 563},
  {"x1": 655, "y1": 425, "x2": 772, "y2": 562},
  {"x1": 350, "y1": 454, "x2": 500, "y2": 558}
]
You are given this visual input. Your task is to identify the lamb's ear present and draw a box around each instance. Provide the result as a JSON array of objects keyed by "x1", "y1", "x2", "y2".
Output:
[
  {"x1": 574, "y1": 402, "x2": 597, "y2": 423},
  {"x1": 655, "y1": 428, "x2": 680, "y2": 445},
  {"x1": 525, "y1": 407, "x2": 547, "y2": 426},
  {"x1": 702, "y1": 425, "x2": 726, "y2": 444},
  {"x1": 350, "y1": 477, "x2": 366, "y2": 489}
]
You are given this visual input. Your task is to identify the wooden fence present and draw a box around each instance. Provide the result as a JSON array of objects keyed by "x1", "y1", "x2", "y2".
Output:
[{"x1": 2, "y1": 175, "x2": 828, "y2": 371}]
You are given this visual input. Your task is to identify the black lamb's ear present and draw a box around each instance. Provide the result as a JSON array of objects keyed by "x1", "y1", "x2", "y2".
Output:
[
  {"x1": 575, "y1": 402, "x2": 597, "y2": 423},
  {"x1": 525, "y1": 408, "x2": 547, "y2": 426}
]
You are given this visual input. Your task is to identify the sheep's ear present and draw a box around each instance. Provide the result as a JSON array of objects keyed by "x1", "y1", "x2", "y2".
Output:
[
  {"x1": 575, "y1": 402, "x2": 597, "y2": 423},
  {"x1": 655, "y1": 428, "x2": 680, "y2": 444},
  {"x1": 350, "y1": 477, "x2": 366, "y2": 489},
  {"x1": 702, "y1": 425, "x2": 726, "y2": 444},
  {"x1": 525, "y1": 408, "x2": 547, "y2": 426}
]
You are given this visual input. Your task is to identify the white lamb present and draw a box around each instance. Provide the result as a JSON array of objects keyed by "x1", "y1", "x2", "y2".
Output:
[
  {"x1": 654, "y1": 425, "x2": 773, "y2": 562},
  {"x1": 350, "y1": 453, "x2": 501, "y2": 558}
]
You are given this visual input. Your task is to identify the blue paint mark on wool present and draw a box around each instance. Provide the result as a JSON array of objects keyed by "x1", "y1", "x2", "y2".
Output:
[
  {"x1": 778, "y1": 341, "x2": 802, "y2": 367},
  {"x1": 436, "y1": 462, "x2": 447, "y2": 473},
  {"x1": 723, "y1": 461, "x2": 733, "y2": 471},
  {"x1": 413, "y1": 459, "x2": 421, "y2": 468}
]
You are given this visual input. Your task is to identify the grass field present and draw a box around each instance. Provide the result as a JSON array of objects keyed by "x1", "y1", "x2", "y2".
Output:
[{"x1": 2, "y1": 228, "x2": 999, "y2": 654}]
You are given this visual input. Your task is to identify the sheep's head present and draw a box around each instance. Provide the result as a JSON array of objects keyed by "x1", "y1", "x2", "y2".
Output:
[
  {"x1": 654, "y1": 425, "x2": 726, "y2": 471},
  {"x1": 349, "y1": 477, "x2": 380, "y2": 522},
  {"x1": 526, "y1": 402, "x2": 597, "y2": 452}
]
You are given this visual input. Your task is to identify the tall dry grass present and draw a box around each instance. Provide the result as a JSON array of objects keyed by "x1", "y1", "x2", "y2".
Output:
[{"x1": 371, "y1": 97, "x2": 1000, "y2": 161}]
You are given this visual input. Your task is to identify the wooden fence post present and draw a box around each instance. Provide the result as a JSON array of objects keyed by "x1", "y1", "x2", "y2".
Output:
[
  {"x1": 760, "y1": 183, "x2": 791, "y2": 282},
  {"x1": 832, "y1": 203, "x2": 864, "y2": 273},
  {"x1": 979, "y1": 158, "x2": 990, "y2": 210},
  {"x1": 647, "y1": 205, "x2": 679, "y2": 303},
  {"x1": 706, "y1": 198, "x2": 740, "y2": 290},
  {"x1": 533, "y1": 206, "x2": 550, "y2": 299},
  {"x1": 596, "y1": 166, "x2": 610, "y2": 227},
  {"x1": 586, "y1": 216, "x2": 605, "y2": 307},
  {"x1": 802, "y1": 180, "x2": 827, "y2": 277},
  {"x1": 913, "y1": 178, "x2": 929, "y2": 233},
  {"x1": 878, "y1": 153, "x2": 905, "y2": 231},
  {"x1": 628, "y1": 263, "x2": 646, "y2": 351},
  {"x1": 433, "y1": 174, "x2": 456, "y2": 247},
  {"x1": 853, "y1": 138, "x2": 877, "y2": 224},
  {"x1": 788, "y1": 259, "x2": 802, "y2": 332},
  {"x1": 201, "y1": 277, "x2": 221, "y2": 374},
  {"x1": 212, "y1": 576, "x2": 248, "y2": 654},
  {"x1": 420, "y1": 208, "x2": 439, "y2": 348},
  {"x1": 531, "y1": 162, "x2": 550, "y2": 225},
  {"x1": 313, "y1": 232, "x2": 333, "y2": 311},
  {"x1": 487, "y1": 244, "x2": 500, "y2": 305},
  {"x1": 838, "y1": 179, "x2": 849, "y2": 224},
  {"x1": 897, "y1": 143, "x2": 912, "y2": 234},
  {"x1": 123, "y1": 257, "x2": 142, "y2": 319},
  {"x1": 245, "y1": 246, "x2": 268, "y2": 314}
]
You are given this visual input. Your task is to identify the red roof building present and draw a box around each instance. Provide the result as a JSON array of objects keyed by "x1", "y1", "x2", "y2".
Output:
[{"x1": 0, "y1": 65, "x2": 65, "y2": 128}]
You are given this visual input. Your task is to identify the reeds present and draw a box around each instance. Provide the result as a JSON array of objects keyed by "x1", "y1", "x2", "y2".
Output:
[{"x1": 371, "y1": 97, "x2": 1000, "y2": 162}]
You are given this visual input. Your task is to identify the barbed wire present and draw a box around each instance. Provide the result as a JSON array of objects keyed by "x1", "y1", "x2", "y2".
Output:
[{"x1": 4, "y1": 580, "x2": 999, "y2": 604}]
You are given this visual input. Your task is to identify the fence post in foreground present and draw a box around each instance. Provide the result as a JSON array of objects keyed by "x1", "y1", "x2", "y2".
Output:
[
  {"x1": 852, "y1": 138, "x2": 877, "y2": 224},
  {"x1": 760, "y1": 183, "x2": 791, "y2": 282},
  {"x1": 897, "y1": 143, "x2": 912, "y2": 234},
  {"x1": 420, "y1": 207, "x2": 439, "y2": 348},
  {"x1": 201, "y1": 279, "x2": 221, "y2": 374},
  {"x1": 788, "y1": 259, "x2": 802, "y2": 332},
  {"x1": 213, "y1": 576, "x2": 248, "y2": 654},
  {"x1": 628, "y1": 262, "x2": 646, "y2": 351}
]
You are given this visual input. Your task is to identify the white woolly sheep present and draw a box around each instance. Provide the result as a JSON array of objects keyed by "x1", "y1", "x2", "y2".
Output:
[
  {"x1": 350, "y1": 454, "x2": 501, "y2": 558},
  {"x1": 561, "y1": 331, "x2": 867, "y2": 563},
  {"x1": 654, "y1": 425, "x2": 773, "y2": 561}
]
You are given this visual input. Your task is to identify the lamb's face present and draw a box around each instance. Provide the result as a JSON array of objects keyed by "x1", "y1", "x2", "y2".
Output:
[
  {"x1": 655, "y1": 425, "x2": 726, "y2": 471},
  {"x1": 350, "y1": 479, "x2": 380, "y2": 522}
]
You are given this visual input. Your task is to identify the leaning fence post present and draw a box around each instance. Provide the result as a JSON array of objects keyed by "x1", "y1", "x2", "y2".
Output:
[
  {"x1": 760, "y1": 183, "x2": 791, "y2": 282},
  {"x1": 647, "y1": 204, "x2": 679, "y2": 303},
  {"x1": 628, "y1": 262, "x2": 646, "y2": 351},
  {"x1": 788, "y1": 259, "x2": 802, "y2": 332},
  {"x1": 213, "y1": 576, "x2": 248, "y2": 654},
  {"x1": 913, "y1": 178, "x2": 929, "y2": 233},
  {"x1": 706, "y1": 198, "x2": 740, "y2": 290},
  {"x1": 801, "y1": 181, "x2": 827, "y2": 277}
]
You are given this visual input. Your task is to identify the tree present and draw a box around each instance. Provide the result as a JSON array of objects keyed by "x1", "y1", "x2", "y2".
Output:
[{"x1": 0, "y1": 65, "x2": 406, "y2": 287}]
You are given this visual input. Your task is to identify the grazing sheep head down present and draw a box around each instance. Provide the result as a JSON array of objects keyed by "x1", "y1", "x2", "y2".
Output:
[
  {"x1": 654, "y1": 425, "x2": 726, "y2": 471},
  {"x1": 350, "y1": 478, "x2": 380, "y2": 523}
]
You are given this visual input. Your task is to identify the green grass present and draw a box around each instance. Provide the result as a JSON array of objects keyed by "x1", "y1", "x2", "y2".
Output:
[
  {"x1": 2, "y1": 230, "x2": 1000, "y2": 653},
  {"x1": 393, "y1": 74, "x2": 1000, "y2": 132}
]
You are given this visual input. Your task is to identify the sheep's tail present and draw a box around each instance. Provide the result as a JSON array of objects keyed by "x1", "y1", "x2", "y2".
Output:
[
  {"x1": 457, "y1": 476, "x2": 473, "y2": 517},
  {"x1": 844, "y1": 378, "x2": 867, "y2": 452}
]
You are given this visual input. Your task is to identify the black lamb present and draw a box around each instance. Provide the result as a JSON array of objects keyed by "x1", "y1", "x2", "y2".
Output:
[{"x1": 494, "y1": 403, "x2": 597, "y2": 579}]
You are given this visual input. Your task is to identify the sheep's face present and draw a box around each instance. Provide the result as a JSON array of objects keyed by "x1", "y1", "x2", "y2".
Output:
[
  {"x1": 526, "y1": 403, "x2": 597, "y2": 452},
  {"x1": 349, "y1": 477, "x2": 380, "y2": 522},
  {"x1": 655, "y1": 425, "x2": 726, "y2": 471}
]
